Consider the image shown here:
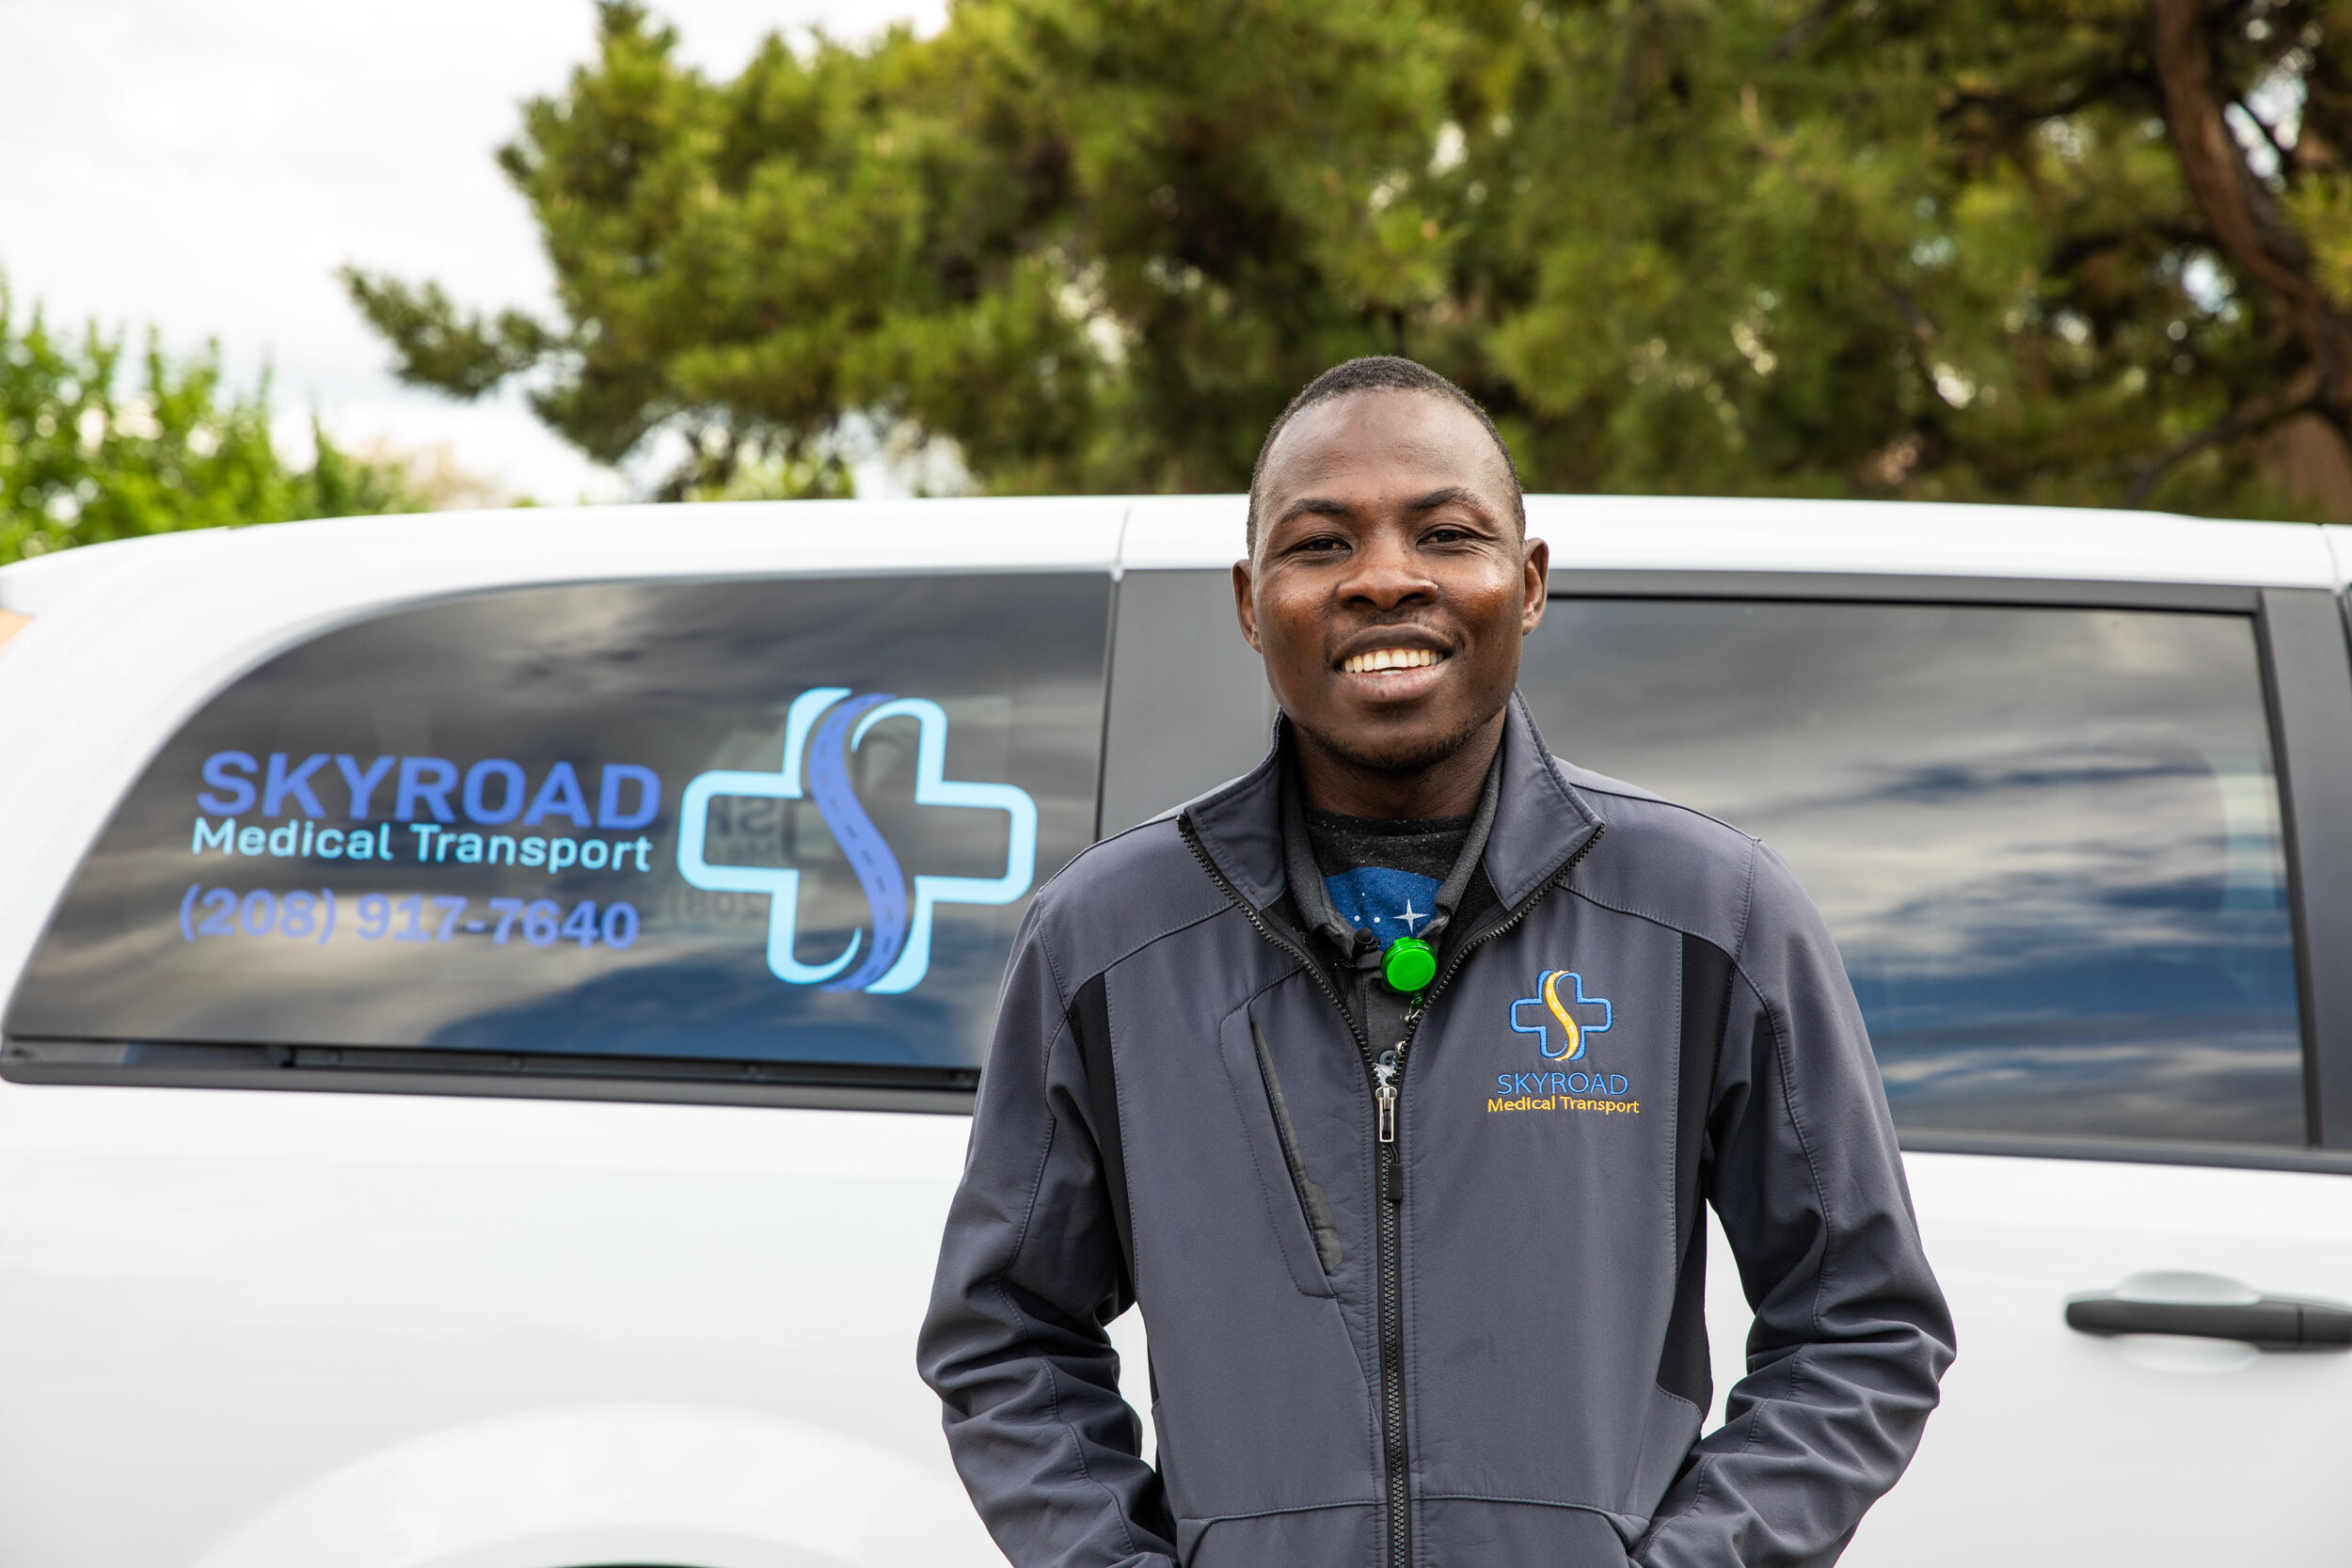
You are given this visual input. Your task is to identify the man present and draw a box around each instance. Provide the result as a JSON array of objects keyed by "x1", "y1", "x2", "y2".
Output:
[{"x1": 918, "y1": 356, "x2": 1954, "y2": 1568}]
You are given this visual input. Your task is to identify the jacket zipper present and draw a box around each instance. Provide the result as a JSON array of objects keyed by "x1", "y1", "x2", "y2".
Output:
[{"x1": 1178, "y1": 814, "x2": 1604, "y2": 1568}]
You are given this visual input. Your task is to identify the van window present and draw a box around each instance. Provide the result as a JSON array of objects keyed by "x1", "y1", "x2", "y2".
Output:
[
  {"x1": 1521, "y1": 599, "x2": 2305, "y2": 1147},
  {"x1": 5, "y1": 575, "x2": 1110, "y2": 1085}
]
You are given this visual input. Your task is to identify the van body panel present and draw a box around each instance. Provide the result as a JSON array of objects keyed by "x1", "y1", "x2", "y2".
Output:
[
  {"x1": 1823, "y1": 1153, "x2": 2352, "y2": 1565},
  {"x1": 2, "y1": 497, "x2": 2345, "y2": 1567},
  {"x1": 0, "y1": 1088, "x2": 981, "y2": 1567},
  {"x1": 2327, "y1": 521, "x2": 2352, "y2": 587}
]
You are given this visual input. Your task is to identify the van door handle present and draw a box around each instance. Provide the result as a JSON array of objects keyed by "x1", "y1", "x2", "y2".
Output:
[{"x1": 2066, "y1": 1294, "x2": 2352, "y2": 1351}]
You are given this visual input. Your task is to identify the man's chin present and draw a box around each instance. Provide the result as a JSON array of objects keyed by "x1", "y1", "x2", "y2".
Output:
[{"x1": 1295, "y1": 708, "x2": 1496, "y2": 779}]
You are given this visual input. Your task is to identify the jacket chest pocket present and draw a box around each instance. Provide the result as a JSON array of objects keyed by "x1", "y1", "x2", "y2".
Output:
[{"x1": 1215, "y1": 1003, "x2": 1343, "y2": 1298}]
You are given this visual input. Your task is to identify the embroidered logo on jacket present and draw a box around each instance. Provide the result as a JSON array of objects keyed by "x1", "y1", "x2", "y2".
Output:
[
  {"x1": 1510, "y1": 969, "x2": 1611, "y2": 1060},
  {"x1": 1492, "y1": 969, "x2": 1638, "y2": 1116}
]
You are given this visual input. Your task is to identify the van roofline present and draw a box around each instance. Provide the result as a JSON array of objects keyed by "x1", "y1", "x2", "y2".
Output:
[
  {"x1": 1120, "y1": 493, "x2": 2346, "y2": 588},
  {"x1": 1, "y1": 496, "x2": 2344, "y2": 617}
]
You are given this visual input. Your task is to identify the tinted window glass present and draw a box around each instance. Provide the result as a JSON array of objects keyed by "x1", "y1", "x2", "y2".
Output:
[
  {"x1": 1522, "y1": 600, "x2": 2304, "y2": 1146},
  {"x1": 8, "y1": 575, "x2": 1108, "y2": 1076}
]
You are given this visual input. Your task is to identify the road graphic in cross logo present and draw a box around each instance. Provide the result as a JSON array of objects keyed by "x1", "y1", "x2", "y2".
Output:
[
  {"x1": 675, "y1": 687, "x2": 1038, "y2": 995},
  {"x1": 1509, "y1": 970, "x2": 1613, "y2": 1062}
]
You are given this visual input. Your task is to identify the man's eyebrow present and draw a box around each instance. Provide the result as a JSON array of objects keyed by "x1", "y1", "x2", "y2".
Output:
[
  {"x1": 1273, "y1": 496, "x2": 1357, "y2": 527},
  {"x1": 1274, "y1": 486, "x2": 1495, "y2": 529},
  {"x1": 1405, "y1": 485, "x2": 1488, "y2": 515}
]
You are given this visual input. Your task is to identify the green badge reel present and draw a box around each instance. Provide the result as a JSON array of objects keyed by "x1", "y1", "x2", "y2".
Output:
[{"x1": 1381, "y1": 936, "x2": 1437, "y2": 995}]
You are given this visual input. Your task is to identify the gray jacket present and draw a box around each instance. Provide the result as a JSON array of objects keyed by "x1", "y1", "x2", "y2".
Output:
[{"x1": 918, "y1": 695, "x2": 1954, "y2": 1568}]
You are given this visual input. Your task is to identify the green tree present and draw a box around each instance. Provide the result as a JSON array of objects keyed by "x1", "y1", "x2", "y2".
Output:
[
  {"x1": 2, "y1": 278, "x2": 425, "y2": 565},
  {"x1": 345, "y1": 0, "x2": 2352, "y2": 519}
]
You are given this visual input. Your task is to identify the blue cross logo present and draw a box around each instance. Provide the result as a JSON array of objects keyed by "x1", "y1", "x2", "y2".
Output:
[
  {"x1": 675, "y1": 687, "x2": 1038, "y2": 994},
  {"x1": 1509, "y1": 970, "x2": 1613, "y2": 1062}
]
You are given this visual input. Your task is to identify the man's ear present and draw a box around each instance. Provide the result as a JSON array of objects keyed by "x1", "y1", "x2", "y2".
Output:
[
  {"x1": 1520, "y1": 536, "x2": 1549, "y2": 635},
  {"x1": 1232, "y1": 559, "x2": 1263, "y2": 653}
]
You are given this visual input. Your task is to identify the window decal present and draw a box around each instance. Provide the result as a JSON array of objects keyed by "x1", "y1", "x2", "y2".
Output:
[
  {"x1": 676, "y1": 687, "x2": 1039, "y2": 994},
  {"x1": 6, "y1": 575, "x2": 1109, "y2": 1076}
]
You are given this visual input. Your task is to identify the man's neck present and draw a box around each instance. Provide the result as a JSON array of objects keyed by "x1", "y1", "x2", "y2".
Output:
[{"x1": 1293, "y1": 709, "x2": 1504, "y2": 819}]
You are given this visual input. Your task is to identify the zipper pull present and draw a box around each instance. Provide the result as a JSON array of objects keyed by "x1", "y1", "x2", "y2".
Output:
[{"x1": 1374, "y1": 1046, "x2": 1404, "y2": 1142}]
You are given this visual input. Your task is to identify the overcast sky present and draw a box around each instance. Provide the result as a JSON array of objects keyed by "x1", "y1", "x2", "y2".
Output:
[{"x1": 0, "y1": 0, "x2": 940, "y2": 502}]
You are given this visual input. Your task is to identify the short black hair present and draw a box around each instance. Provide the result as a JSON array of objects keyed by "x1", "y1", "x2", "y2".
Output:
[{"x1": 1246, "y1": 356, "x2": 1525, "y2": 550}]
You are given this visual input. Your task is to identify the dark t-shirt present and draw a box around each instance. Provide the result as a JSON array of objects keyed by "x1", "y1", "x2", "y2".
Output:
[{"x1": 1303, "y1": 808, "x2": 1470, "y2": 952}]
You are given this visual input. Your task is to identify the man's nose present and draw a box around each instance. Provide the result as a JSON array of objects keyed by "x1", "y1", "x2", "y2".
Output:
[{"x1": 1339, "y1": 528, "x2": 1433, "y2": 609}]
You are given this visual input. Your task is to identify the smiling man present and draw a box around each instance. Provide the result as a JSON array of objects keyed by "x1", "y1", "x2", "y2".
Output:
[{"x1": 920, "y1": 357, "x2": 1954, "y2": 1568}]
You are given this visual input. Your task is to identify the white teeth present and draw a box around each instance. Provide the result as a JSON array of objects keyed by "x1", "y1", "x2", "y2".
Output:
[{"x1": 1343, "y1": 647, "x2": 1443, "y2": 674}]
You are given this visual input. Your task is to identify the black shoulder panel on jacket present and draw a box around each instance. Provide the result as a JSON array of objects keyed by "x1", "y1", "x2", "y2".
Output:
[
  {"x1": 1658, "y1": 930, "x2": 1734, "y2": 1410},
  {"x1": 1069, "y1": 971, "x2": 1136, "y2": 1311}
]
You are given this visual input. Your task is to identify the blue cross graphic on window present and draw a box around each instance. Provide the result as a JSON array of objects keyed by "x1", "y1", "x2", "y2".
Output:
[
  {"x1": 1508, "y1": 970, "x2": 1613, "y2": 1062},
  {"x1": 675, "y1": 687, "x2": 1038, "y2": 995}
]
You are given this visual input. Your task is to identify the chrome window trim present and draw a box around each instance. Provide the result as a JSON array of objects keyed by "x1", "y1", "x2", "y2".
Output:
[{"x1": 0, "y1": 1036, "x2": 979, "y2": 1114}]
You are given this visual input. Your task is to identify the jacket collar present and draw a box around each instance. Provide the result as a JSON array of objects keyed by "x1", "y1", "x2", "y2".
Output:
[{"x1": 1181, "y1": 690, "x2": 1604, "y2": 918}]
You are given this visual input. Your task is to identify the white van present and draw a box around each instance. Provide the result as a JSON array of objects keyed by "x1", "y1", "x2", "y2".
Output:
[{"x1": 2, "y1": 496, "x2": 2348, "y2": 1568}]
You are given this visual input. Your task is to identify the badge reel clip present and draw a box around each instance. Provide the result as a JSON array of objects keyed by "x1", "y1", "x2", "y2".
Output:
[{"x1": 1380, "y1": 936, "x2": 1436, "y2": 996}]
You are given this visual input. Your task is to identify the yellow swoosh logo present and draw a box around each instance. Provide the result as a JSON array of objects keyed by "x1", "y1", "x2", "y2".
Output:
[{"x1": 1542, "y1": 969, "x2": 1583, "y2": 1061}]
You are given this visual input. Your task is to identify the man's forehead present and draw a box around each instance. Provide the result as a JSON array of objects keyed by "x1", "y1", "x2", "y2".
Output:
[{"x1": 1262, "y1": 389, "x2": 1512, "y2": 508}]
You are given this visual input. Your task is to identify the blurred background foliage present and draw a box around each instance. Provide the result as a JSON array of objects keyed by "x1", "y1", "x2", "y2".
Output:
[
  {"x1": 343, "y1": 0, "x2": 2352, "y2": 520},
  {"x1": 1, "y1": 280, "x2": 428, "y2": 564},
  {"x1": 15, "y1": 0, "x2": 2352, "y2": 571}
]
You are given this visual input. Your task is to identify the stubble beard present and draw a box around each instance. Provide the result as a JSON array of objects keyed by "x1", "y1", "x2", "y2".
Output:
[{"x1": 1290, "y1": 691, "x2": 1508, "y2": 780}]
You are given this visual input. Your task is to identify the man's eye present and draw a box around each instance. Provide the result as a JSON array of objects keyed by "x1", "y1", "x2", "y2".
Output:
[{"x1": 1295, "y1": 536, "x2": 1347, "y2": 553}]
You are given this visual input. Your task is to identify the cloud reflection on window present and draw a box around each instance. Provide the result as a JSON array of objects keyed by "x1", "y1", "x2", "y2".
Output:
[{"x1": 1523, "y1": 599, "x2": 2303, "y2": 1147}]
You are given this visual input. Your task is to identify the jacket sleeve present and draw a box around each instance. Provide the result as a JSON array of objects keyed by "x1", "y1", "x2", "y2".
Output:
[
  {"x1": 916, "y1": 899, "x2": 1178, "y2": 1568},
  {"x1": 1633, "y1": 845, "x2": 1957, "y2": 1568}
]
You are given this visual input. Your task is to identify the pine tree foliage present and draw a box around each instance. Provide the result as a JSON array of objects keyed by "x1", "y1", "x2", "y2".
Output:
[
  {"x1": 2, "y1": 281, "x2": 426, "y2": 565},
  {"x1": 347, "y1": 0, "x2": 2352, "y2": 518}
]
